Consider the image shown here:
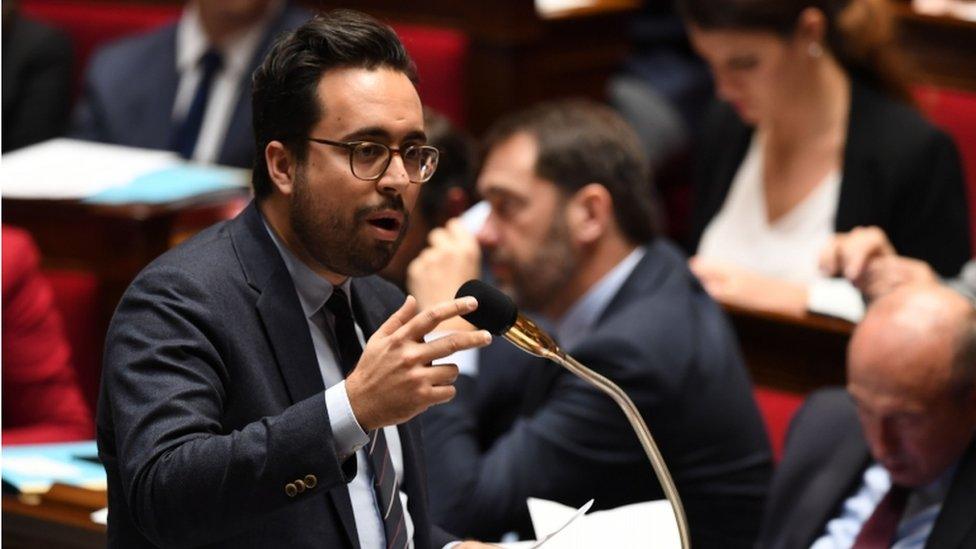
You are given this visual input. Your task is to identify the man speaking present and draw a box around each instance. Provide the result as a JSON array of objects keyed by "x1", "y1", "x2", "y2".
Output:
[
  {"x1": 409, "y1": 100, "x2": 772, "y2": 547},
  {"x1": 97, "y1": 11, "x2": 493, "y2": 548}
]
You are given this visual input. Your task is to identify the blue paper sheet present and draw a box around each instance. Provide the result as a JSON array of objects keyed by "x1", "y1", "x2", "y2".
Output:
[
  {"x1": 2, "y1": 440, "x2": 106, "y2": 493},
  {"x1": 83, "y1": 165, "x2": 245, "y2": 204}
]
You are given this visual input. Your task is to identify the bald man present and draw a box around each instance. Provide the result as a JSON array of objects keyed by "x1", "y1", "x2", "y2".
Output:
[{"x1": 758, "y1": 285, "x2": 976, "y2": 549}]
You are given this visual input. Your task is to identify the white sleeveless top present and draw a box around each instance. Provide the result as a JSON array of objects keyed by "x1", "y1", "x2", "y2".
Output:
[{"x1": 697, "y1": 133, "x2": 842, "y2": 284}]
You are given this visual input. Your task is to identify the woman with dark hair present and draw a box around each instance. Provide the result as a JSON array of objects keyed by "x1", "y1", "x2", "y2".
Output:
[{"x1": 680, "y1": 0, "x2": 970, "y2": 319}]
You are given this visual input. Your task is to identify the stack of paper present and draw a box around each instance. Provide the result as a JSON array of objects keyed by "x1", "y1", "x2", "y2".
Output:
[{"x1": 1, "y1": 138, "x2": 248, "y2": 203}]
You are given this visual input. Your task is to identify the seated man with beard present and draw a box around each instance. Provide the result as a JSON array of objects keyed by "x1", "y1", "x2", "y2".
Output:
[{"x1": 408, "y1": 100, "x2": 772, "y2": 547}]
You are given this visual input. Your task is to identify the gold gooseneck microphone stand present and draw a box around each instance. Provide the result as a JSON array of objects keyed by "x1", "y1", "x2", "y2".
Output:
[{"x1": 503, "y1": 314, "x2": 692, "y2": 549}]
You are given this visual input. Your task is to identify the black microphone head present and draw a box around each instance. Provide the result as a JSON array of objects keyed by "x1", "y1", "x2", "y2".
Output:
[{"x1": 455, "y1": 279, "x2": 518, "y2": 335}]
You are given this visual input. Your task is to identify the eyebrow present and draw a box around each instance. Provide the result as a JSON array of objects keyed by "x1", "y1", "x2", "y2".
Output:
[{"x1": 341, "y1": 126, "x2": 427, "y2": 144}]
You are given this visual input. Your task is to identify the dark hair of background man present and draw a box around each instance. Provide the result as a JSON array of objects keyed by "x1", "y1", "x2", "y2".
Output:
[
  {"x1": 483, "y1": 99, "x2": 660, "y2": 244},
  {"x1": 250, "y1": 9, "x2": 418, "y2": 199}
]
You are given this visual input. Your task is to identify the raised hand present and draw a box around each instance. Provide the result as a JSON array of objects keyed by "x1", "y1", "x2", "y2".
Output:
[{"x1": 345, "y1": 295, "x2": 492, "y2": 431}]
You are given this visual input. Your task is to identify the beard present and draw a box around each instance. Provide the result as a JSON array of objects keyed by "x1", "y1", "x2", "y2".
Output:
[
  {"x1": 290, "y1": 168, "x2": 409, "y2": 277},
  {"x1": 491, "y1": 212, "x2": 578, "y2": 314}
]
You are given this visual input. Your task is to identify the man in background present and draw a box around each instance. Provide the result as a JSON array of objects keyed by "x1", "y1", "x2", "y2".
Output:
[
  {"x1": 759, "y1": 284, "x2": 976, "y2": 548},
  {"x1": 72, "y1": 0, "x2": 309, "y2": 167},
  {"x1": 409, "y1": 99, "x2": 771, "y2": 547}
]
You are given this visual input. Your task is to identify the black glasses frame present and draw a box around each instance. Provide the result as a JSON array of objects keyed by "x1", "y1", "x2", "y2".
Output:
[{"x1": 307, "y1": 138, "x2": 439, "y2": 184}]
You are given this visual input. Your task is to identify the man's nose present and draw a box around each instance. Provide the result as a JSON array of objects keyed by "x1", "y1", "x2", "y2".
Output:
[{"x1": 377, "y1": 153, "x2": 410, "y2": 195}]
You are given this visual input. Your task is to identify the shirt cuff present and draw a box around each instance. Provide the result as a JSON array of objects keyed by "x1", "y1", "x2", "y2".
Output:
[
  {"x1": 426, "y1": 331, "x2": 480, "y2": 377},
  {"x1": 324, "y1": 380, "x2": 370, "y2": 459},
  {"x1": 806, "y1": 277, "x2": 866, "y2": 323},
  {"x1": 442, "y1": 543, "x2": 462, "y2": 549}
]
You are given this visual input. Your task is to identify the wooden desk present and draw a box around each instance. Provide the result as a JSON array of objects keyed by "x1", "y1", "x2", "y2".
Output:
[
  {"x1": 723, "y1": 303, "x2": 854, "y2": 393},
  {"x1": 319, "y1": 0, "x2": 641, "y2": 132},
  {"x1": 2, "y1": 485, "x2": 107, "y2": 549},
  {"x1": 2, "y1": 192, "x2": 248, "y2": 367}
]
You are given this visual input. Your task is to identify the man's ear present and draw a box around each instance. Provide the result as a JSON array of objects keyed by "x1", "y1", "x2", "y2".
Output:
[
  {"x1": 265, "y1": 140, "x2": 297, "y2": 196},
  {"x1": 567, "y1": 183, "x2": 613, "y2": 245}
]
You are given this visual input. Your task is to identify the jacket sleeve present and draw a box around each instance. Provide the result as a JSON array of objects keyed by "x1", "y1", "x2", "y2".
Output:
[
  {"x1": 100, "y1": 264, "x2": 355, "y2": 547},
  {"x1": 887, "y1": 128, "x2": 972, "y2": 277}
]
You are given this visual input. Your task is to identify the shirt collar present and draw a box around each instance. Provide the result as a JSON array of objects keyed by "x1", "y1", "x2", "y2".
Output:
[
  {"x1": 175, "y1": 0, "x2": 283, "y2": 75},
  {"x1": 262, "y1": 216, "x2": 352, "y2": 319},
  {"x1": 554, "y1": 246, "x2": 646, "y2": 350}
]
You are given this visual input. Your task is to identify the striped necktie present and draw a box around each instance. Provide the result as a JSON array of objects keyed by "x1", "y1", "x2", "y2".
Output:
[{"x1": 325, "y1": 289, "x2": 409, "y2": 549}]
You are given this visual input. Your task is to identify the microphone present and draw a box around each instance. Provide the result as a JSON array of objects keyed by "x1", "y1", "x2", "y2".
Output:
[{"x1": 455, "y1": 280, "x2": 691, "y2": 549}]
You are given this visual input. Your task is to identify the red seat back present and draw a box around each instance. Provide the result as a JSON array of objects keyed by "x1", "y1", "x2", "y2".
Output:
[
  {"x1": 392, "y1": 24, "x2": 469, "y2": 126},
  {"x1": 916, "y1": 85, "x2": 976, "y2": 251},
  {"x1": 753, "y1": 386, "x2": 805, "y2": 463}
]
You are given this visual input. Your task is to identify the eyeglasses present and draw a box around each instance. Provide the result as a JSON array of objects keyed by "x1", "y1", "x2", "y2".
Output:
[{"x1": 308, "y1": 138, "x2": 439, "y2": 184}]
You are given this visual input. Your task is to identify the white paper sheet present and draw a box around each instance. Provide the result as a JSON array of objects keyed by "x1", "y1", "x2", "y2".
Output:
[
  {"x1": 499, "y1": 497, "x2": 681, "y2": 548},
  {"x1": 1, "y1": 138, "x2": 183, "y2": 199}
]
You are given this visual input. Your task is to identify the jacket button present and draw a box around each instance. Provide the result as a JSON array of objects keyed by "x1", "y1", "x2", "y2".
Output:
[
  {"x1": 304, "y1": 474, "x2": 317, "y2": 489},
  {"x1": 294, "y1": 479, "x2": 306, "y2": 493},
  {"x1": 285, "y1": 483, "x2": 298, "y2": 497}
]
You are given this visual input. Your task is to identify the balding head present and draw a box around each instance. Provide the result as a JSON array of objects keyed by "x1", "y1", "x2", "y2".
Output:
[{"x1": 847, "y1": 284, "x2": 976, "y2": 487}]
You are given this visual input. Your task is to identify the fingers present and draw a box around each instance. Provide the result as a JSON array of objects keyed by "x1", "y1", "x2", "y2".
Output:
[
  {"x1": 818, "y1": 238, "x2": 841, "y2": 277},
  {"x1": 425, "y1": 363, "x2": 460, "y2": 386},
  {"x1": 396, "y1": 296, "x2": 479, "y2": 340},
  {"x1": 375, "y1": 295, "x2": 418, "y2": 337},
  {"x1": 414, "y1": 330, "x2": 492, "y2": 364}
]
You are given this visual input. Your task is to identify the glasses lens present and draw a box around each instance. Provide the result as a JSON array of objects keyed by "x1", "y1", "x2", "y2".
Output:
[
  {"x1": 351, "y1": 142, "x2": 390, "y2": 180},
  {"x1": 404, "y1": 146, "x2": 439, "y2": 183}
]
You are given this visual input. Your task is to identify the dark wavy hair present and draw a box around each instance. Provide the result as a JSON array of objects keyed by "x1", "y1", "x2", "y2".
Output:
[
  {"x1": 676, "y1": 0, "x2": 911, "y2": 103},
  {"x1": 250, "y1": 10, "x2": 417, "y2": 199}
]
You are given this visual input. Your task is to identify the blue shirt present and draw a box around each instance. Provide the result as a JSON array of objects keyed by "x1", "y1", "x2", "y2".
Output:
[{"x1": 810, "y1": 462, "x2": 954, "y2": 549}]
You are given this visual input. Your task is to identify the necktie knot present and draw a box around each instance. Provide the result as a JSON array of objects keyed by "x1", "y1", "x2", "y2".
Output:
[
  {"x1": 326, "y1": 289, "x2": 353, "y2": 323},
  {"x1": 199, "y1": 49, "x2": 223, "y2": 75}
]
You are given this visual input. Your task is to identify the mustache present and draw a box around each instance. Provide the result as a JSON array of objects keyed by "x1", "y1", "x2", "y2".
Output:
[{"x1": 354, "y1": 196, "x2": 408, "y2": 221}]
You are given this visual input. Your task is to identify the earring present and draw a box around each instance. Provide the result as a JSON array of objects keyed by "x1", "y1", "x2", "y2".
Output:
[{"x1": 807, "y1": 42, "x2": 823, "y2": 58}]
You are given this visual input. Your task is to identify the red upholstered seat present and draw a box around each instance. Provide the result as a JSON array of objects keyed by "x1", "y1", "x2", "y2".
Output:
[
  {"x1": 45, "y1": 270, "x2": 103, "y2": 413},
  {"x1": 753, "y1": 386, "x2": 805, "y2": 463},
  {"x1": 393, "y1": 24, "x2": 469, "y2": 126},
  {"x1": 916, "y1": 86, "x2": 976, "y2": 252}
]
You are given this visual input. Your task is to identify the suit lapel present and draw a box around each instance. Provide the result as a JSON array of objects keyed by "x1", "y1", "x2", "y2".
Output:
[
  {"x1": 789, "y1": 428, "x2": 871, "y2": 549},
  {"x1": 926, "y1": 437, "x2": 976, "y2": 548},
  {"x1": 231, "y1": 203, "x2": 361, "y2": 548}
]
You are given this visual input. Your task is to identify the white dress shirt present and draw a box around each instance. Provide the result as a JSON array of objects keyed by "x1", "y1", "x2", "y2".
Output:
[
  {"x1": 264, "y1": 221, "x2": 417, "y2": 549},
  {"x1": 173, "y1": 0, "x2": 283, "y2": 164}
]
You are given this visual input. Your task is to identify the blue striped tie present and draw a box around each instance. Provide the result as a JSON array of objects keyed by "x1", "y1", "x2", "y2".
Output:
[{"x1": 326, "y1": 289, "x2": 409, "y2": 549}]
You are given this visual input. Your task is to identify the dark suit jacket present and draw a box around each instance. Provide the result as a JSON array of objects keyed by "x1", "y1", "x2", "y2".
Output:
[
  {"x1": 423, "y1": 239, "x2": 773, "y2": 547},
  {"x1": 1, "y1": 15, "x2": 73, "y2": 152},
  {"x1": 687, "y1": 79, "x2": 971, "y2": 277},
  {"x1": 758, "y1": 388, "x2": 976, "y2": 549},
  {"x1": 97, "y1": 202, "x2": 453, "y2": 548},
  {"x1": 71, "y1": 4, "x2": 309, "y2": 168}
]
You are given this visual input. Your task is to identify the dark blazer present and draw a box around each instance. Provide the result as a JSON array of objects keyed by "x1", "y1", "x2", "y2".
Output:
[
  {"x1": 97, "y1": 202, "x2": 453, "y2": 548},
  {"x1": 423, "y1": 239, "x2": 773, "y2": 547},
  {"x1": 758, "y1": 388, "x2": 976, "y2": 549},
  {"x1": 687, "y1": 79, "x2": 971, "y2": 277},
  {"x1": 71, "y1": 4, "x2": 310, "y2": 168},
  {"x1": 1, "y1": 15, "x2": 73, "y2": 152}
]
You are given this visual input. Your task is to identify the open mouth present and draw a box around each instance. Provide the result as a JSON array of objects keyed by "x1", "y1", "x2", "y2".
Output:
[{"x1": 364, "y1": 210, "x2": 404, "y2": 240}]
